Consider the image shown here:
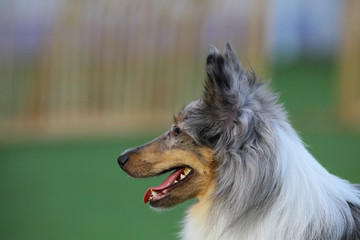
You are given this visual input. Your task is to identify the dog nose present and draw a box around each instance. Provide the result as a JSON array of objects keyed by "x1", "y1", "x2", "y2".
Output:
[{"x1": 118, "y1": 153, "x2": 129, "y2": 167}]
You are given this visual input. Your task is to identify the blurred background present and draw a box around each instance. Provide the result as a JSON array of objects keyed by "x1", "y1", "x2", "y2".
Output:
[{"x1": 0, "y1": 0, "x2": 359, "y2": 239}]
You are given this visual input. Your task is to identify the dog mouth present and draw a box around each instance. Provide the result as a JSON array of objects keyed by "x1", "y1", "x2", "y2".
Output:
[{"x1": 143, "y1": 166, "x2": 193, "y2": 204}]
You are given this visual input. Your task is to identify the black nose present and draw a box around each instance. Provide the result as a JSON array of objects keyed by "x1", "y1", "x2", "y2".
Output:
[{"x1": 117, "y1": 153, "x2": 129, "y2": 167}]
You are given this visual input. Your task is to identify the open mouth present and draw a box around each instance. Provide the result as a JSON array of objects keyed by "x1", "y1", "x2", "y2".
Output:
[{"x1": 143, "y1": 167, "x2": 193, "y2": 204}]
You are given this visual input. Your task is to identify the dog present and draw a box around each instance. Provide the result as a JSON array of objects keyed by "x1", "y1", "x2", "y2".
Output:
[{"x1": 118, "y1": 44, "x2": 360, "y2": 240}]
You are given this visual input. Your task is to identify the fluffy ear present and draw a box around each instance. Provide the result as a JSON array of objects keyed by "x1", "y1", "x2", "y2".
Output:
[{"x1": 203, "y1": 43, "x2": 243, "y2": 123}]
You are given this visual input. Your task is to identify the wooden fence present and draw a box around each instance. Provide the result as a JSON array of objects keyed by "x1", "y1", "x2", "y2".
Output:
[
  {"x1": 338, "y1": 0, "x2": 360, "y2": 126},
  {"x1": 1, "y1": 0, "x2": 358, "y2": 140},
  {"x1": 0, "y1": 0, "x2": 268, "y2": 139}
]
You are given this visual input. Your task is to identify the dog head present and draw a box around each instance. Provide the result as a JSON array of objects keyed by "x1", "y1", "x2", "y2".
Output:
[{"x1": 118, "y1": 44, "x2": 278, "y2": 209}]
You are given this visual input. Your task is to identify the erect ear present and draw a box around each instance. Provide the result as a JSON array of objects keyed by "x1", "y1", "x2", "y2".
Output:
[{"x1": 203, "y1": 43, "x2": 243, "y2": 121}]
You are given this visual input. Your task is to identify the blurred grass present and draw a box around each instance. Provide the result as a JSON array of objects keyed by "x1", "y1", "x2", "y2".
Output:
[
  {"x1": 0, "y1": 136, "x2": 194, "y2": 240},
  {"x1": 0, "y1": 59, "x2": 360, "y2": 240}
]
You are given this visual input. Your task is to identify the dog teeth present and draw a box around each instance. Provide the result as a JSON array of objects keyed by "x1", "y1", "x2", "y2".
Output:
[
  {"x1": 173, "y1": 168, "x2": 192, "y2": 186},
  {"x1": 148, "y1": 189, "x2": 157, "y2": 201}
]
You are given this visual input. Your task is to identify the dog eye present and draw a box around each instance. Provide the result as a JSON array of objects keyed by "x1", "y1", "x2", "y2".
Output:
[{"x1": 172, "y1": 127, "x2": 180, "y2": 136}]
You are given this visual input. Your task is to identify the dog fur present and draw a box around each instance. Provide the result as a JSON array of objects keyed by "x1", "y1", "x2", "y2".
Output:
[{"x1": 118, "y1": 44, "x2": 360, "y2": 240}]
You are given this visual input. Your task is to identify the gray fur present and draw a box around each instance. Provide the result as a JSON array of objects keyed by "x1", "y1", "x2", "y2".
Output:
[
  {"x1": 182, "y1": 44, "x2": 283, "y2": 234},
  {"x1": 179, "y1": 44, "x2": 360, "y2": 239}
]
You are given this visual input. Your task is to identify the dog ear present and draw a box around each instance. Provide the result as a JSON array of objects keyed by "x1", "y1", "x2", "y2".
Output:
[
  {"x1": 199, "y1": 43, "x2": 247, "y2": 150},
  {"x1": 224, "y1": 43, "x2": 242, "y2": 73},
  {"x1": 203, "y1": 43, "x2": 243, "y2": 122}
]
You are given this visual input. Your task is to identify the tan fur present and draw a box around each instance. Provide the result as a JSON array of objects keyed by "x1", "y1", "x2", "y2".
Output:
[
  {"x1": 189, "y1": 181, "x2": 216, "y2": 222},
  {"x1": 122, "y1": 134, "x2": 218, "y2": 208}
]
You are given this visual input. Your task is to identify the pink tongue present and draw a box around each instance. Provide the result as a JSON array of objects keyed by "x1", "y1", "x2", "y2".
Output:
[{"x1": 144, "y1": 168, "x2": 185, "y2": 204}]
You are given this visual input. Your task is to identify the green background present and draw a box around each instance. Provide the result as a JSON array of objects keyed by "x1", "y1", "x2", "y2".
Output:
[{"x1": 1, "y1": 61, "x2": 359, "y2": 240}]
